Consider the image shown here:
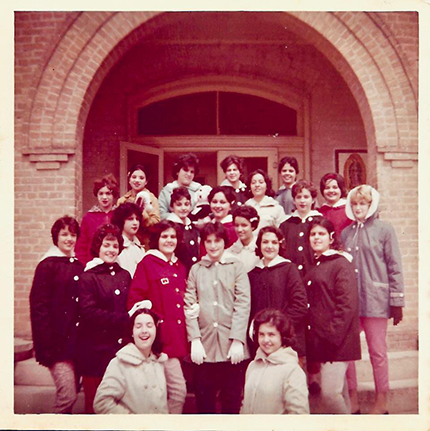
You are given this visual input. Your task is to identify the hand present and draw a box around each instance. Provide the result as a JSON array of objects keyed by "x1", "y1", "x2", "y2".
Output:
[
  {"x1": 227, "y1": 339, "x2": 244, "y2": 365},
  {"x1": 128, "y1": 299, "x2": 152, "y2": 317},
  {"x1": 184, "y1": 303, "x2": 200, "y2": 320},
  {"x1": 191, "y1": 339, "x2": 207, "y2": 365},
  {"x1": 390, "y1": 306, "x2": 403, "y2": 326}
]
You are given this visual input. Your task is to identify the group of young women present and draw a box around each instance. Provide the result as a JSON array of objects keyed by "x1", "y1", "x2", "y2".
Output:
[{"x1": 29, "y1": 153, "x2": 405, "y2": 415}]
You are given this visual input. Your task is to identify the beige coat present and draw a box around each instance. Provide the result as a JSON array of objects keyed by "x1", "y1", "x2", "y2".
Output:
[
  {"x1": 93, "y1": 343, "x2": 181, "y2": 414},
  {"x1": 184, "y1": 254, "x2": 251, "y2": 362},
  {"x1": 241, "y1": 347, "x2": 309, "y2": 414}
]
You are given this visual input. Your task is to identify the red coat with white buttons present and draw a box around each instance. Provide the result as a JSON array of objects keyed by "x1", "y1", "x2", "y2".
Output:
[
  {"x1": 127, "y1": 250, "x2": 188, "y2": 359},
  {"x1": 77, "y1": 262, "x2": 131, "y2": 377}
]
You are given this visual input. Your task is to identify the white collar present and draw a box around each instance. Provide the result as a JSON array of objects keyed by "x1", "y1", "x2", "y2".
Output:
[
  {"x1": 84, "y1": 257, "x2": 105, "y2": 271},
  {"x1": 201, "y1": 251, "x2": 229, "y2": 265},
  {"x1": 213, "y1": 214, "x2": 233, "y2": 224},
  {"x1": 122, "y1": 234, "x2": 142, "y2": 248},
  {"x1": 229, "y1": 236, "x2": 257, "y2": 253},
  {"x1": 146, "y1": 249, "x2": 178, "y2": 264},
  {"x1": 40, "y1": 245, "x2": 76, "y2": 262},
  {"x1": 220, "y1": 179, "x2": 246, "y2": 191},
  {"x1": 320, "y1": 198, "x2": 347, "y2": 209},
  {"x1": 255, "y1": 255, "x2": 291, "y2": 268},
  {"x1": 318, "y1": 249, "x2": 353, "y2": 263},
  {"x1": 166, "y1": 212, "x2": 191, "y2": 226},
  {"x1": 288, "y1": 209, "x2": 322, "y2": 221}
]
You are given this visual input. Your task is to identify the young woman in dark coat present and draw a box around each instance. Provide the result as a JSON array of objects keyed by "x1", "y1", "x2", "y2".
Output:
[
  {"x1": 248, "y1": 226, "x2": 308, "y2": 361},
  {"x1": 29, "y1": 216, "x2": 83, "y2": 413},
  {"x1": 304, "y1": 218, "x2": 361, "y2": 414},
  {"x1": 76, "y1": 223, "x2": 131, "y2": 414}
]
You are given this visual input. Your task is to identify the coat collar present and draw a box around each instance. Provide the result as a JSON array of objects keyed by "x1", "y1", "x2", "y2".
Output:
[
  {"x1": 220, "y1": 179, "x2": 247, "y2": 192},
  {"x1": 166, "y1": 212, "x2": 192, "y2": 226},
  {"x1": 316, "y1": 249, "x2": 353, "y2": 263},
  {"x1": 88, "y1": 204, "x2": 116, "y2": 213},
  {"x1": 145, "y1": 249, "x2": 178, "y2": 264},
  {"x1": 116, "y1": 343, "x2": 168, "y2": 366},
  {"x1": 255, "y1": 254, "x2": 291, "y2": 269},
  {"x1": 199, "y1": 251, "x2": 235, "y2": 267},
  {"x1": 246, "y1": 195, "x2": 279, "y2": 208},
  {"x1": 320, "y1": 198, "x2": 347, "y2": 209},
  {"x1": 285, "y1": 209, "x2": 322, "y2": 222},
  {"x1": 84, "y1": 258, "x2": 121, "y2": 272},
  {"x1": 228, "y1": 235, "x2": 257, "y2": 254},
  {"x1": 40, "y1": 245, "x2": 76, "y2": 262},
  {"x1": 122, "y1": 234, "x2": 143, "y2": 248},
  {"x1": 254, "y1": 346, "x2": 299, "y2": 365}
]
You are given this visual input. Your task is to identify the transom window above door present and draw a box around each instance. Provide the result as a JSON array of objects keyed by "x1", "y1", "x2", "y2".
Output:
[{"x1": 137, "y1": 92, "x2": 297, "y2": 136}]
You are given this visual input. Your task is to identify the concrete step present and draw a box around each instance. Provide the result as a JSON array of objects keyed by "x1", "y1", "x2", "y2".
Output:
[
  {"x1": 14, "y1": 357, "x2": 54, "y2": 386},
  {"x1": 14, "y1": 338, "x2": 33, "y2": 363}
]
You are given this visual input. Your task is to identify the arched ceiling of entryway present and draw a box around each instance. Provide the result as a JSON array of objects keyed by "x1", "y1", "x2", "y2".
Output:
[{"x1": 25, "y1": 11, "x2": 417, "y2": 155}]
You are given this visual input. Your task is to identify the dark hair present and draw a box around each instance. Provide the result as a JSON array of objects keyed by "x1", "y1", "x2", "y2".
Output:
[
  {"x1": 220, "y1": 155, "x2": 244, "y2": 174},
  {"x1": 208, "y1": 185, "x2": 235, "y2": 205},
  {"x1": 93, "y1": 173, "x2": 119, "y2": 198},
  {"x1": 320, "y1": 173, "x2": 347, "y2": 198},
  {"x1": 278, "y1": 156, "x2": 299, "y2": 175},
  {"x1": 292, "y1": 179, "x2": 317, "y2": 200},
  {"x1": 170, "y1": 186, "x2": 191, "y2": 207},
  {"x1": 111, "y1": 203, "x2": 143, "y2": 232},
  {"x1": 253, "y1": 308, "x2": 296, "y2": 348},
  {"x1": 51, "y1": 216, "x2": 80, "y2": 246},
  {"x1": 148, "y1": 220, "x2": 183, "y2": 251},
  {"x1": 128, "y1": 308, "x2": 163, "y2": 356},
  {"x1": 308, "y1": 217, "x2": 342, "y2": 251},
  {"x1": 201, "y1": 221, "x2": 229, "y2": 246},
  {"x1": 127, "y1": 164, "x2": 147, "y2": 180},
  {"x1": 172, "y1": 153, "x2": 200, "y2": 180},
  {"x1": 246, "y1": 169, "x2": 275, "y2": 198},
  {"x1": 232, "y1": 205, "x2": 260, "y2": 231},
  {"x1": 90, "y1": 223, "x2": 124, "y2": 258},
  {"x1": 255, "y1": 226, "x2": 287, "y2": 259}
]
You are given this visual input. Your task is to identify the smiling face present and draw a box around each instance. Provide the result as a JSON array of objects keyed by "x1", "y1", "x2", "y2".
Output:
[
  {"x1": 204, "y1": 233, "x2": 225, "y2": 262},
  {"x1": 172, "y1": 197, "x2": 192, "y2": 222},
  {"x1": 99, "y1": 237, "x2": 119, "y2": 264},
  {"x1": 132, "y1": 313, "x2": 156, "y2": 358},
  {"x1": 57, "y1": 227, "x2": 77, "y2": 257},
  {"x1": 280, "y1": 162, "x2": 297, "y2": 187},
  {"x1": 260, "y1": 232, "x2": 280, "y2": 265},
  {"x1": 210, "y1": 192, "x2": 231, "y2": 221},
  {"x1": 258, "y1": 322, "x2": 282, "y2": 356},
  {"x1": 234, "y1": 216, "x2": 254, "y2": 246},
  {"x1": 294, "y1": 188, "x2": 314, "y2": 217},
  {"x1": 351, "y1": 199, "x2": 371, "y2": 222},
  {"x1": 250, "y1": 173, "x2": 267, "y2": 201},
  {"x1": 177, "y1": 166, "x2": 195, "y2": 187},
  {"x1": 309, "y1": 224, "x2": 333, "y2": 257},
  {"x1": 97, "y1": 186, "x2": 114, "y2": 212},
  {"x1": 129, "y1": 169, "x2": 147, "y2": 194},
  {"x1": 323, "y1": 179, "x2": 342, "y2": 206},
  {"x1": 225, "y1": 163, "x2": 241, "y2": 186},
  {"x1": 158, "y1": 227, "x2": 178, "y2": 260},
  {"x1": 123, "y1": 214, "x2": 140, "y2": 240}
]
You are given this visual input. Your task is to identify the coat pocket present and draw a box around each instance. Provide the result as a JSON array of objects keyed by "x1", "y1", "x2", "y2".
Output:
[{"x1": 368, "y1": 280, "x2": 390, "y2": 315}]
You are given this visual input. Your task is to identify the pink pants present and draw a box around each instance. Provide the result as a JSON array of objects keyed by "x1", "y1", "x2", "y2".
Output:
[
  {"x1": 49, "y1": 360, "x2": 78, "y2": 414},
  {"x1": 346, "y1": 317, "x2": 389, "y2": 393}
]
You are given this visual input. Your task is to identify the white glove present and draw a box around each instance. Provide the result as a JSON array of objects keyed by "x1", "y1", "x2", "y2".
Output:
[
  {"x1": 191, "y1": 339, "x2": 207, "y2": 365},
  {"x1": 136, "y1": 191, "x2": 153, "y2": 212},
  {"x1": 184, "y1": 303, "x2": 200, "y2": 320},
  {"x1": 128, "y1": 299, "x2": 152, "y2": 317},
  {"x1": 227, "y1": 339, "x2": 244, "y2": 365}
]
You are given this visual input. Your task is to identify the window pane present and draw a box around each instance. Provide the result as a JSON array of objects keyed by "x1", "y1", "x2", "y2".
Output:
[
  {"x1": 138, "y1": 92, "x2": 216, "y2": 135},
  {"x1": 219, "y1": 92, "x2": 297, "y2": 135}
]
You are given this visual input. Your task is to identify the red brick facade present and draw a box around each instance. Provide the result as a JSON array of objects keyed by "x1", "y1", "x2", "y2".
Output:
[{"x1": 15, "y1": 12, "x2": 418, "y2": 350}]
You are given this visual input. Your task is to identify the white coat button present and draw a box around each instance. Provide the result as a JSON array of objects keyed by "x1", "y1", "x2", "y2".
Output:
[
  {"x1": 176, "y1": 303, "x2": 181, "y2": 308},
  {"x1": 298, "y1": 246, "x2": 303, "y2": 251},
  {"x1": 238, "y1": 202, "x2": 242, "y2": 206},
  {"x1": 74, "y1": 275, "x2": 79, "y2": 281},
  {"x1": 177, "y1": 319, "x2": 182, "y2": 324},
  {"x1": 213, "y1": 301, "x2": 218, "y2": 306},
  {"x1": 214, "y1": 262, "x2": 219, "y2": 267},
  {"x1": 308, "y1": 325, "x2": 311, "y2": 330},
  {"x1": 175, "y1": 288, "x2": 180, "y2": 293},
  {"x1": 347, "y1": 247, "x2": 352, "y2": 252},
  {"x1": 190, "y1": 240, "x2": 195, "y2": 245},
  {"x1": 192, "y1": 257, "x2": 197, "y2": 262},
  {"x1": 298, "y1": 265, "x2": 303, "y2": 270},
  {"x1": 355, "y1": 246, "x2": 359, "y2": 251},
  {"x1": 110, "y1": 271, "x2": 115, "y2": 276},
  {"x1": 213, "y1": 322, "x2": 218, "y2": 328},
  {"x1": 115, "y1": 289, "x2": 120, "y2": 295},
  {"x1": 213, "y1": 280, "x2": 218, "y2": 286},
  {"x1": 308, "y1": 217, "x2": 313, "y2": 222},
  {"x1": 307, "y1": 303, "x2": 310, "y2": 308},
  {"x1": 307, "y1": 280, "x2": 312, "y2": 286},
  {"x1": 173, "y1": 273, "x2": 178, "y2": 277},
  {"x1": 299, "y1": 232, "x2": 304, "y2": 237},
  {"x1": 316, "y1": 261, "x2": 321, "y2": 266},
  {"x1": 235, "y1": 189, "x2": 240, "y2": 193},
  {"x1": 355, "y1": 269, "x2": 359, "y2": 273},
  {"x1": 75, "y1": 297, "x2": 79, "y2": 302},
  {"x1": 169, "y1": 261, "x2": 174, "y2": 266},
  {"x1": 69, "y1": 258, "x2": 75, "y2": 263},
  {"x1": 76, "y1": 322, "x2": 79, "y2": 327},
  {"x1": 118, "y1": 338, "x2": 123, "y2": 344},
  {"x1": 109, "y1": 266, "x2": 114, "y2": 270},
  {"x1": 160, "y1": 319, "x2": 164, "y2": 324}
]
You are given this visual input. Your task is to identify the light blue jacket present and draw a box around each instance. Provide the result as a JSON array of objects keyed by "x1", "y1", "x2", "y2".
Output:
[{"x1": 341, "y1": 186, "x2": 405, "y2": 318}]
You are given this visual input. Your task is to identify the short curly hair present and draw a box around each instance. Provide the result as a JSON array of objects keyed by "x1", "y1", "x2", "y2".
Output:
[
  {"x1": 292, "y1": 179, "x2": 317, "y2": 200},
  {"x1": 200, "y1": 221, "x2": 229, "y2": 246},
  {"x1": 51, "y1": 216, "x2": 80, "y2": 246},
  {"x1": 220, "y1": 155, "x2": 244, "y2": 174},
  {"x1": 148, "y1": 220, "x2": 183, "y2": 251},
  {"x1": 93, "y1": 173, "x2": 119, "y2": 198},
  {"x1": 252, "y1": 308, "x2": 296, "y2": 349},
  {"x1": 320, "y1": 173, "x2": 347, "y2": 198},
  {"x1": 172, "y1": 153, "x2": 200, "y2": 180},
  {"x1": 232, "y1": 205, "x2": 260, "y2": 231},
  {"x1": 170, "y1": 186, "x2": 191, "y2": 208},
  {"x1": 278, "y1": 156, "x2": 299, "y2": 175},
  {"x1": 208, "y1": 185, "x2": 235, "y2": 205},
  {"x1": 90, "y1": 223, "x2": 124, "y2": 258},
  {"x1": 255, "y1": 226, "x2": 287, "y2": 259},
  {"x1": 111, "y1": 203, "x2": 143, "y2": 232},
  {"x1": 246, "y1": 169, "x2": 275, "y2": 198}
]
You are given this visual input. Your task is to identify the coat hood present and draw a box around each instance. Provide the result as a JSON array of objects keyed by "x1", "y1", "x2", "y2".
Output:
[
  {"x1": 116, "y1": 342, "x2": 168, "y2": 366},
  {"x1": 254, "y1": 346, "x2": 299, "y2": 365},
  {"x1": 345, "y1": 186, "x2": 380, "y2": 222}
]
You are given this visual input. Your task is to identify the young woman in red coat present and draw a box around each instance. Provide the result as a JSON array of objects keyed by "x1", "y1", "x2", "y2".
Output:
[{"x1": 127, "y1": 220, "x2": 188, "y2": 413}]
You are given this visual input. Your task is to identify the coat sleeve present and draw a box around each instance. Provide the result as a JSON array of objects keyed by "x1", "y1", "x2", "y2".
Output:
[
  {"x1": 141, "y1": 192, "x2": 161, "y2": 228},
  {"x1": 158, "y1": 187, "x2": 171, "y2": 220},
  {"x1": 383, "y1": 224, "x2": 405, "y2": 307},
  {"x1": 283, "y1": 265, "x2": 308, "y2": 324},
  {"x1": 184, "y1": 265, "x2": 201, "y2": 341},
  {"x1": 163, "y1": 358, "x2": 187, "y2": 414},
  {"x1": 127, "y1": 259, "x2": 150, "y2": 311},
  {"x1": 75, "y1": 215, "x2": 91, "y2": 264},
  {"x1": 78, "y1": 274, "x2": 129, "y2": 330},
  {"x1": 93, "y1": 359, "x2": 132, "y2": 414},
  {"x1": 327, "y1": 259, "x2": 358, "y2": 347},
  {"x1": 29, "y1": 261, "x2": 55, "y2": 364},
  {"x1": 229, "y1": 262, "x2": 251, "y2": 343},
  {"x1": 283, "y1": 367, "x2": 310, "y2": 414}
]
